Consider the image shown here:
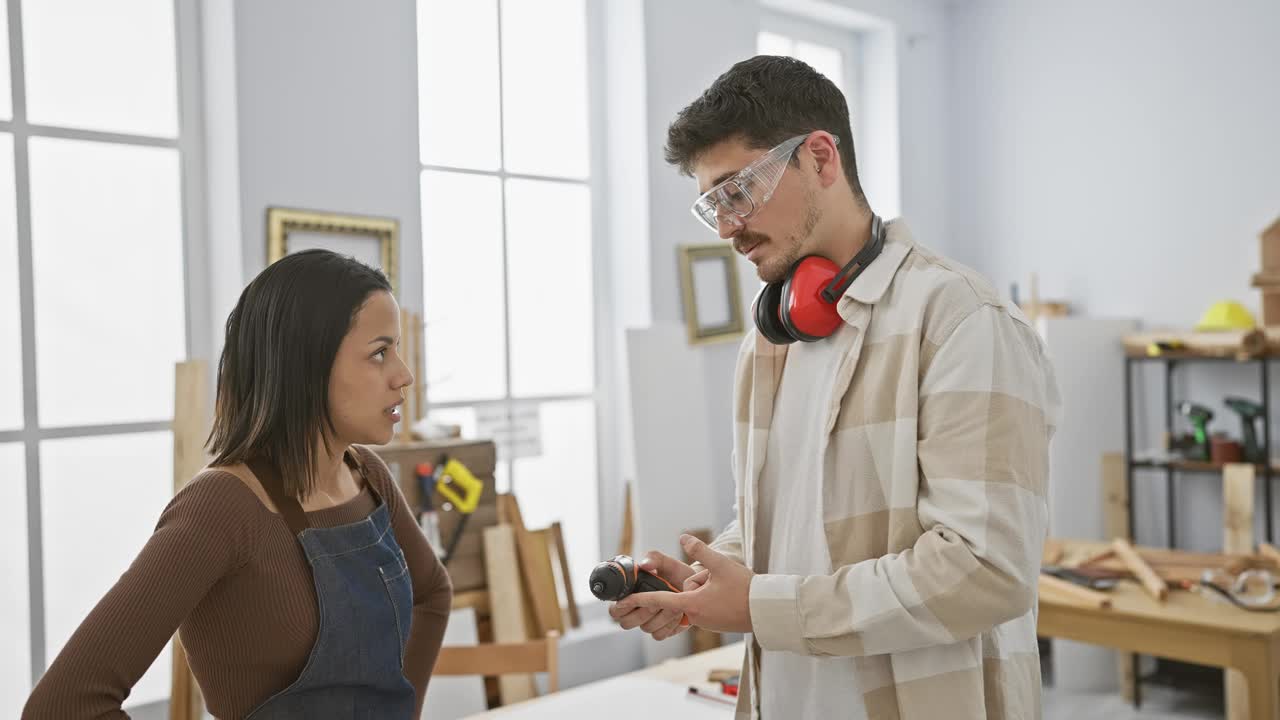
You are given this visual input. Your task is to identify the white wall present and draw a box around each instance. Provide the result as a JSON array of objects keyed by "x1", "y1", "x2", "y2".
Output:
[
  {"x1": 220, "y1": 0, "x2": 423, "y2": 317},
  {"x1": 949, "y1": 0, "x2": 1280, "y2": 325},
  {"x1": 949, "y1": 0, "x2": 1280, "y2": 550}
]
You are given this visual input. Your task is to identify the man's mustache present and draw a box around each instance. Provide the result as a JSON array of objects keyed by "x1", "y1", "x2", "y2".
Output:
[{"x1": 734, "y1": 232, "x2": 770, "y2": 255}]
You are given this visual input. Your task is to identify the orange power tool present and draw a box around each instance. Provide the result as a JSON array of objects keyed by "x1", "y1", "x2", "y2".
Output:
[{"x1": 588, "y1": 555, "x2": 689, "y2": 626}]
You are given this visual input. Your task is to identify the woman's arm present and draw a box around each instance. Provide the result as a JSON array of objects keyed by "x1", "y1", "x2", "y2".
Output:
[{"x1": 23, "y1": 473, "x2": 254, "y2": 719}]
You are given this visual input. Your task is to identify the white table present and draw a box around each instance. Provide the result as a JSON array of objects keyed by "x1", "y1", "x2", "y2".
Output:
[{"x1": 463, "y1": 641, "x2": 746, "y2": 718}]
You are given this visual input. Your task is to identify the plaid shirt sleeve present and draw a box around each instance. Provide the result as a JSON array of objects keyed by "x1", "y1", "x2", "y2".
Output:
[{"x1": 749, "y1": 304, "x2": 1056, "y2": 656}]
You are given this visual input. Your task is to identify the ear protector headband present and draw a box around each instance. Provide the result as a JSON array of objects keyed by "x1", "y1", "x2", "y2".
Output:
[{"x1": 752, "y1": 214, "x2": 885, "y2": 345}]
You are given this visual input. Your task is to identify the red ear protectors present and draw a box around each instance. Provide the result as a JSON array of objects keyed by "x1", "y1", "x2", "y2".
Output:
[{"x1": 752, "y1": 215, "x2": 885, "y2": 345}]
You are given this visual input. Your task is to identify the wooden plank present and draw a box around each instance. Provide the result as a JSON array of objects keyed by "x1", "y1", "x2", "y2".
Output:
[
  {"x1": 398, "y1": 308, "x2": 414, "y2": 442},
  {"x1": 1112, "y1": 539, "x2": 1169, "y2": 602},
  {"x1": 452, "y1": 590, "x2": 491, "y2": 616},
  {"x1": 433, "y1": 635, "x2": 555, "y2": 678},
  {"x1": 1101, "y1": 451, "x2": 1136, "y2": 702},
  {"x1": 173, "y1": 361, "x2": 209, "y2": 488},
  {"x1": 1038, "y1": 574, "x2": 1111, "y2": 610},
  {"x1": 1084, "y1": 548, "x2": 1274, "y2": 571},
  {"x1": 550, "y1": 522, "x2": 580, "y2": 628},
  {"x1": 497, "y1": 495, "x2": 563, "y2": 637},
  {"x1": 1224, "y1": 463, "x2": 1256, "y2": 720},
  {"x1": 525, "y1": 529, "x2": 565, "y2": 636},
  {"x1": 1259, "y1": 542, "x2": 1280, "y2": 566},
  {"x1": 483, "y1": 524, "x2": 537, "y2": 703},
  {"x1": 1122, "y1": 329, "x2": 1266, "y2": 359},
  {"x1": 411, "y1": 310, "x2": 425, "y2": 423},
  {"x1": 170, "y1": 361, "x2": 208, "y2": 720}
]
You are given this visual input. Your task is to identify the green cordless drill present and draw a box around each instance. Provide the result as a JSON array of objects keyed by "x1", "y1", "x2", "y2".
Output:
[
  {"x1": 1177, "y1": 402, "x2": 1213, "y2": 461},
  {"x1": 1224, "y1": 397, "x2": 1264, "y2": 464}
]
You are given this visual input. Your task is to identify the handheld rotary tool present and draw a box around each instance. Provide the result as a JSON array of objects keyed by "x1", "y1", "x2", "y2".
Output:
[{"x1": 588, "y1": 555, "x2": 690, "y2": 626}]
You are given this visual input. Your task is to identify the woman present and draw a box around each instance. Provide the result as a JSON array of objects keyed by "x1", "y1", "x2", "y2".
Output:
[{"x1": 24, "y1": 250, "x2": 452, "y2": 719}]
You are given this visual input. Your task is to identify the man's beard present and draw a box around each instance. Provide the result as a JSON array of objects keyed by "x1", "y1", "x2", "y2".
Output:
[{"x1": 757, "y1": 193, "x2": 821, "y2": 283}]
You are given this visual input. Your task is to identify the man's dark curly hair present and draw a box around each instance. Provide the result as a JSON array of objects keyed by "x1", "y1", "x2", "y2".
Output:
[{"x1": 665, "y1": 55, "x2": 866, "y2": 205}]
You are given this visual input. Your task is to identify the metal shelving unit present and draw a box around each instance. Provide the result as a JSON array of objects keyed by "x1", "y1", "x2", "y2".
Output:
[{"x1": 1122, "y1": 352, "x2": 1274, "y2": 545}]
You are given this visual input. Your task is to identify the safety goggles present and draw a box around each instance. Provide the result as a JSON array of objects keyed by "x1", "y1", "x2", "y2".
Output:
[
  {"x1": 1199, "y1": 567, "x2": 1278, "y2": 610},
  {"x1": 689, "y1": 133, "x2": 836, "y2": 233}
]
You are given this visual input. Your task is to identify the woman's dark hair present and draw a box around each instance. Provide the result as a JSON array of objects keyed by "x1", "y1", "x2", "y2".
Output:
[{"x1": 207, "y1": 249, "x2": 392, "y2": 500}]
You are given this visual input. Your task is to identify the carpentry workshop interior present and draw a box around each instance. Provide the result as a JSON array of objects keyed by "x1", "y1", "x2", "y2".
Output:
[{"x1": 4, "y1": 1, "x2": 1280, "y2": 719}]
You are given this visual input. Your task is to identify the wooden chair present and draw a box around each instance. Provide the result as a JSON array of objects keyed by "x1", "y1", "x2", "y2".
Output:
[{"x1": 433, "y1": 631, "x2": 561, "y2": 695}]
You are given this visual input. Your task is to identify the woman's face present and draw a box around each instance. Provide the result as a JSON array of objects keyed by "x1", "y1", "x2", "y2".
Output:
[{"x1": 327, "y1": 290, "x2": 414, "y2": 447}]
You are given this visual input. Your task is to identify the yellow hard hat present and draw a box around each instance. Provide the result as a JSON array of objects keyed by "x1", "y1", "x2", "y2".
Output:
[{"x1": 1195, "y1": 300, "x2": 1256, "y2": 331}]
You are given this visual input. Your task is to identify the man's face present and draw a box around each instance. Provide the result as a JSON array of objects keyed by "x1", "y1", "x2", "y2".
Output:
[{"x1": 692, "y1": 137, "x2": 821, "y2": 283}]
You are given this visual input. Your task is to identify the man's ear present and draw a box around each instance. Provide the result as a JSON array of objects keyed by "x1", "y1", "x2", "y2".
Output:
[{"x1": 806, "y1": 133, "x2": 841, "y2": 189}]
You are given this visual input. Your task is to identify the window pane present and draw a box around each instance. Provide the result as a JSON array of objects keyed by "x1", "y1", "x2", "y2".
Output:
[
  {"x1": 0, "y1": 443, "x2": 29, "y2": 718},
  {"x1": 30, "y1": 138, "x2": 185, "y2": 427},
  {"x1": 505, "y1": 179, "x2": 593, "y2": 397},
  {"x1": 512, "y1": 399, "x2": 596, "y2": 588},
  {"x1": 0, "y1": 135, "x2": 21, "y2": 430},
  {"x1": 795, "y1": 41, "x2": 844, "y2": 90},
  {"x1": 22, "y1": 0, "x2": 178, "y2": 137},
  {"x1": 0, "y1": 4, "x2": 12, "y2": 121},
  {"x1": 41, "y1": 432, "x2": 173, "y2": 708},
  {"x1": 418, "y1": 0, "x2": 501, "y2": 170},
  {"x1": 500, "y1": 0, "x2": 589, "y2": 179},
  {"x1": 421, "y1": 170, "x2": 506, "y2": 403},
  {"x1": 758, "y1": 31, "x2": 793, "y2": 57}
]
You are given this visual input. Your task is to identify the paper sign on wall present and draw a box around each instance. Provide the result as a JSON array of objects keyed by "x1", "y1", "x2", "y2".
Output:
[{"x1": 475, "y1": 402, "x2": 543, "y2": 461}]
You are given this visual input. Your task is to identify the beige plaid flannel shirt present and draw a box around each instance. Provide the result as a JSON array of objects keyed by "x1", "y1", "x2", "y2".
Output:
[{"x1": 711, "y1": 219, "x2": 1061, "y2": 719}]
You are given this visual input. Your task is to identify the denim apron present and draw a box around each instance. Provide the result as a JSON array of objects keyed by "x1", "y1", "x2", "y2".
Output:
[{"x1": 243, "y1": 452, "x2": 415, "y2": 719}]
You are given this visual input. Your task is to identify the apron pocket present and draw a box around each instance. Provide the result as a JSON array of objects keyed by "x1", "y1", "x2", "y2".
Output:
[{"x1": 379, "y1": 551, "x2": 412, "y2": 663}]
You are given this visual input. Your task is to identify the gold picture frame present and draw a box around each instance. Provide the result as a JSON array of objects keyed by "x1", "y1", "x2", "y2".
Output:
[
  {"x1": 678, "y1": 243, "x2": 745, "y2": 345},
  {"x1": 266, "y1": 207, "x2": 400, "y2": 296}
]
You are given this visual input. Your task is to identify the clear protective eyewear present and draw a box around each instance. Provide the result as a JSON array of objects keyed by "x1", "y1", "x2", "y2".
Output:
[
  {"x1": 1200, "y1": 567, "x2": 1278, "y2": 610},
  {"x1": 689, "y1": 133, "x2": 837, "y2": 233}
]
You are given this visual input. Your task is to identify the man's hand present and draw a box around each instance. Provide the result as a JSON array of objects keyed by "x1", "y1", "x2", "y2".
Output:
[
  {"x1": 607, "y1": 550, "x2": 696, "y2": 641},
  {"x1": 615, "y1": 534, "x2": 755, "y2": 634}
]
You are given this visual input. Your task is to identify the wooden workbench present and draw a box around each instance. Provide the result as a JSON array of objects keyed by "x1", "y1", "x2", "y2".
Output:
[{"x1": 1040, "y1": 540, "x2": 1280, "y2": 719}]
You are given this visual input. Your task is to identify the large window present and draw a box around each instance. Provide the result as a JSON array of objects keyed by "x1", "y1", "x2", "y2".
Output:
[
  {"x1": 1, "y1": 0, "x2": 199, "y2": 714},
  {"x1": 417, "y1": 0, "x2": 600, "y2": 590}
]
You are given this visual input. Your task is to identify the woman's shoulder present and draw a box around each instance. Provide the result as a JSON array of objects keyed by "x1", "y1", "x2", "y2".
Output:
[
  {"x1": 154, "y1": 467, "x2": 268, "y2": 569},
  {"x1": 176, "y1": 464, "x2": 277, "y2": 518}
]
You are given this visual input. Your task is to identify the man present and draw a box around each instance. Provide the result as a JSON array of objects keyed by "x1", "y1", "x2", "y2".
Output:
[{"x1": 611, "y1": 56, "x2": 1061, "y2": 719}]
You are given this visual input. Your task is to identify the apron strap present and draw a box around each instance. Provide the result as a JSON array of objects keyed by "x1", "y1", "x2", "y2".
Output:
[
  {"x1": 246, "y1": 456, "x2": 311, "y2": 537},
  {"x1": 247, "y1": 449, "x2": 378, "y2": 538}
]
